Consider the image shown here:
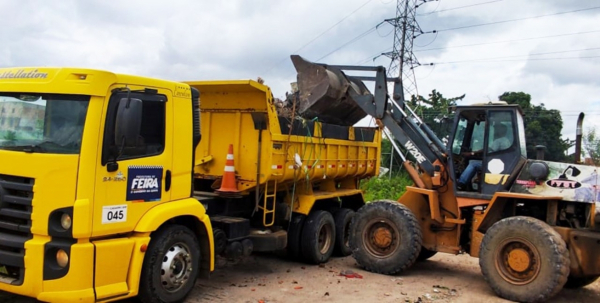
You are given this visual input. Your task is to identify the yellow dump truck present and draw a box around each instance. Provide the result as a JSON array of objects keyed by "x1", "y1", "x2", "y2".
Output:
[{"x1": 0, "y1": 68, "x2": 380, "y2": 302}]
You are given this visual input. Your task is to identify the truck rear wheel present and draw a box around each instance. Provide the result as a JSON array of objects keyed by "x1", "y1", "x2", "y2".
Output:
[
  {"x1": 301, "y1": 210, "x2": 336, "y2": 264},
  {"x1": 287, "y1": 214, "x2": 305, "y2": 259},
  {"x1": 139, "y1": 224, "x2": 201, "y2": 303},
  {"x1": 564, "y1": 275, "x2": 599, "y2": 289},
  {"x1": 349, "y1": 200, "x2": 422, "y2": 274},
  {"x1": 479, "y1": 216, "x2": 569, "y2": 303},
  {"x1": 333, "y1": 208, "x2": 355, "y2": 256}
]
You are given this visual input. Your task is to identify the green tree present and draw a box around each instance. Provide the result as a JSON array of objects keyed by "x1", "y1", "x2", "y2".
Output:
[
  {"x1": 583, "y1": 127, "x2": 600, "y2": 165},
  {"x1": 410, "y1": 89, "x2": 465, "y2": 140},
  {"x1": 499, "y1": 92, "x2": 571, "y2": 162}
]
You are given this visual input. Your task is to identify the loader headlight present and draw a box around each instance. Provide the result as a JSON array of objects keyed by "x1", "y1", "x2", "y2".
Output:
[
  {"x1": 60, "y1": 213, "x2": 72, "y2": 230},
  {"x1": 56, "y1": 249, "x2": 69, "y2": 268}
]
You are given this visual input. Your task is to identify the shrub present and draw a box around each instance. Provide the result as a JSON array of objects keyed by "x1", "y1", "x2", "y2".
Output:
[{"x1": 360, "y1": 172, "x2": 413, "y2": 202}]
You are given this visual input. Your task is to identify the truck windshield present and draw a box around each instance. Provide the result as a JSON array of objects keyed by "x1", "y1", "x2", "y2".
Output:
[{"x1": 0, "y1": 93, "x2": 90, "y2": 154}]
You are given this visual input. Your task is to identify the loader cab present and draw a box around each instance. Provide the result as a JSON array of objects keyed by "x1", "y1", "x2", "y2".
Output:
[{"x1": 449, "y1": 103, "x2": 527, "y2": 197}]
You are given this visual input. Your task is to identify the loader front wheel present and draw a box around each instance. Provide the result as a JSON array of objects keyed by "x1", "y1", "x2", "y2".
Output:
[
  {"x1": 479, "y1": 216, "x2": 570, "y2": 303},
  {"x1": 301, "y1": 210, "x2": 336, "y2": 264},
  {"x1": 139, "y1": 224, "x2": 201, "y2": 303},
  {"x1": 349, "y1": 200, "x2": 422, "y2": 275}
]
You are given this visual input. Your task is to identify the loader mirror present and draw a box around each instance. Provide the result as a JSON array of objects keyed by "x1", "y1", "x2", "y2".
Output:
[{"x1": 115, "y1": 97, "x2": 143, "y2": 147}]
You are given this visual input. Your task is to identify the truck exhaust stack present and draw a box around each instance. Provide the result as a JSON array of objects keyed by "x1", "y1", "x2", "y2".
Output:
[{"x1": 290, "y1": 55, "x2": 370, "y2": 126}]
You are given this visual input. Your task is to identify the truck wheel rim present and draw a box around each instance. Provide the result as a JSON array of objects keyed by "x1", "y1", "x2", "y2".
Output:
[
  {"x1": 494, "y1": 238, "x2": 541, "y2": 285},
  {"x1": 160, "y1": 242, "x2": 193, "y2": 292},
  {"x1": 319, "y1": 223, "x2": 334, "y2": 254},
  {"x1": 363, "y1": 218, "x2": 399, "y2": 258}
]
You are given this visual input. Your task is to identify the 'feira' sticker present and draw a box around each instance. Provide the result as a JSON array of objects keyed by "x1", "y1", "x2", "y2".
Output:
[
  {"x1": 102, "y1": 205, "x2": 127, "y2": 224},
  {"x1": 127, "y1": 165, "x2": 163, "y2": 202}
]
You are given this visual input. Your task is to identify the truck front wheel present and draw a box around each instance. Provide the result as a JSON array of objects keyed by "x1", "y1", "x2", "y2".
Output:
[
  {"x1": 479, "y1": 216, "x2": 569, "y2": 303},
  {"x1": 139, "y1": 224, "x2": 201, "y2": 303},
  {"x1": 349, "y1": 200, "x2": 422, "y2": 274}
]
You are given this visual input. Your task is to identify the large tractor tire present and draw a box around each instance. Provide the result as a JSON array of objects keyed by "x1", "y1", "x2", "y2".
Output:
[
  {"x1": 139, "y1": 224, "x2": 201, "y2": 303},
  {"x1": 416, "y1": 247, "x2": 437, "y2": 261},
  {"x1": 287, "y1": 214, "x2": 306, "y2": 260},
  {"x1": 479, "y1": 216, "x2": 570, "y2": 303},
  {"x1": 349, "y1": 200, "x2": 422, "y2": 274},
  {"x1": 333, "y1": 208, "x2": 355, "y2": 256},
  {"x1": 564, "y1": 275, "x2": 599, "y2": 289},
  {"x1": 301, "y1": 210, "x2": 336, "y2": 264}
]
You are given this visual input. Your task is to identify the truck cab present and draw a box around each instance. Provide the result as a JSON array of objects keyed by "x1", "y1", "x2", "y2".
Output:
[{"x1": 0, "y1": 67, "x2": 213, "y2": 302}]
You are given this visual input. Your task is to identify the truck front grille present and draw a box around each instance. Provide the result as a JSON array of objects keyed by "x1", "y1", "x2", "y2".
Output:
[{"x1": 0, "y1": 174, "x2": 34, "y2": 285}]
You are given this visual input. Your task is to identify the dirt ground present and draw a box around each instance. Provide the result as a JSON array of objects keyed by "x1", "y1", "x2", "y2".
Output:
[{"x1": 1, "y1": 252, "x2": 599, "y2": 303}]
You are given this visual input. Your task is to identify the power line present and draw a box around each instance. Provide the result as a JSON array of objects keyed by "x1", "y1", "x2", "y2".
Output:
[
  {"x1": 418, "y1": 0, "x2": 503, "y2": 16},
  {"x1": 425, "y1": 6, "x2": 600, "y2": 33},
  {"x1": 262, "y1": 0, "x2": 374, "y2": 75},
  {"x1": 415, "y1": 30, "x2": 600, "y2": 52},
  {"x1": 315, "y1": 27, "x2": 378, "y2": 61},
  {"x1": 429, "y1": 47, "x2": 600, "y2": 64},
  {"x1": 432, "y1": 54, "x2": 600, "y2": 65}
]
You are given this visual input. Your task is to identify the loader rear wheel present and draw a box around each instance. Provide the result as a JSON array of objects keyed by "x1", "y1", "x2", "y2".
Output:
[
  {"x1": 479, "y1": 216, "x2": 570, "y2": 303},
  {"x1": 564, "y1": 275, "x2": 599, "y2": 289},
  {"x1": 349, "y1": 200, "x2": 422, "y2": 275},
  {"x1": 139, "y1": 224, "x2": 201, "y2": 303},
  {"x1": 301, "y1": 210, "x2": 336, "y2": 264},
  {"x1": 333, "y1": 208, "x2": 355, "y2": 256},
  {"x1": 417, "y1": 248, "x2": 437, "y2": 261},
  {"x1": 287, "y1": 214, "x2": 306, "y2": 260}
]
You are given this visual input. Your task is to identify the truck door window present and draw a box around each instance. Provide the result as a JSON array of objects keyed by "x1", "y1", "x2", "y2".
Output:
[{"x1": 101, "y1": 91, "x2": 166, "y2": 164}]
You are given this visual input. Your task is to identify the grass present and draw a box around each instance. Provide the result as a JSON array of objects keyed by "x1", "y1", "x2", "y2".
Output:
[{"x1": 360, "y1": 171, "x2": 413, "y2": 202}]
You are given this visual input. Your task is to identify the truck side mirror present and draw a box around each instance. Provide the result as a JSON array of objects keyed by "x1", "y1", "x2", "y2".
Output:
[{"x1": 115, "y1": 97, "x2": 143, "y2": 147}]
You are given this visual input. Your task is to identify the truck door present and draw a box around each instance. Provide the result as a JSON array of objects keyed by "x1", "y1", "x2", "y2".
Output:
[
  {"x1": 92, "y1": 88, "x2": 173, "y2": 300},
  {"x1": 481, "y1": 110, "x2": 522, "y2": 195}
]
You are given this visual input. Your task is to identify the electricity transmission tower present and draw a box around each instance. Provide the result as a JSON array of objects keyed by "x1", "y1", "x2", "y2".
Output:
[
  {"x1": 380, "y1": 0, "x2": 432, "y2": 176},
  {"x1": 381, "y1": 0, "x2": 429, "y2": 101}
]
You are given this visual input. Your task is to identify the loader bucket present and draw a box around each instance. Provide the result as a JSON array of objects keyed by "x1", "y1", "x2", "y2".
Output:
[{"x1": 291, "y1": 55, "x2": 370, "y2": 126}]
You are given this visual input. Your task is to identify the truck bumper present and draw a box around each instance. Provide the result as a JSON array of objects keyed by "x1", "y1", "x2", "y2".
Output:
[{"x1": 0, "y1": 236, "x2": 95, "y2": 303}]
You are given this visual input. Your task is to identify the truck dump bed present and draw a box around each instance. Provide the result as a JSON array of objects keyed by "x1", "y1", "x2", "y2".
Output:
[{"x1": 186, "y1": 80, "x2": 381, "y2": 194}]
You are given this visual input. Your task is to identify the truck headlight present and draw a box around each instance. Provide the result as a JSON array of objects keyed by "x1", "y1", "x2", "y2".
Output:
[
  {"x1": 56, "y1": 249, "x2": 69, "y2": 268},
  {"x1": 60, "y1": 213, "x2": 72, "y2": 230}
]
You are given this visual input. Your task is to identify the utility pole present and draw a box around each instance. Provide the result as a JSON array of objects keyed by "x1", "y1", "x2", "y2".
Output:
[{"x1": 381, "y1": 0, "x2": 430, "y2": 101}]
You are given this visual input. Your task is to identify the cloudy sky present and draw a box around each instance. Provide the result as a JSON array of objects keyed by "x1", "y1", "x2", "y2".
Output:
[{"x1": 0, "y1": 0, "x2": 598, "y2": 151}]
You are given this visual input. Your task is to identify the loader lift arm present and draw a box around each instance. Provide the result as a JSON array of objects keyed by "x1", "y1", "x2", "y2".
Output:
[{"x1": 291, "y1": 55, "x2": 446, "y2": 178}]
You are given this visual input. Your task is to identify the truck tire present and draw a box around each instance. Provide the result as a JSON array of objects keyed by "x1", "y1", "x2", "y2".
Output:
[
  {"x1": 564, "y1": 275, "x2": 599, "y2": 289},
  {"x1": 349, "y1": 200, "x2": 422, "y2": 275},
  {"x1": 139, "y1": 224, "x2": 201, "y2": 303},
  {"x1": 479, "y1": 216, "x2": 570, "y2": 303},
  {"x1": 417, "y1": 247, "x2": 437, "y2": 261},
  {"x1": 333, "y1": 208, "x2": 355, "y2": 256},
  {"x1": 287, "y1": 214, "x2": 306, "y2": 260},
  {"x1": 301, "y1": 210, "x2": 336, "y2": 264}
]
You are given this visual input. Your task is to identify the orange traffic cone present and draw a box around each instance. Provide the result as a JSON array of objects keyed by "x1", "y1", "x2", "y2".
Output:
[{"x1": 218, "y1": 144, "x2": 239, "y2": 193}]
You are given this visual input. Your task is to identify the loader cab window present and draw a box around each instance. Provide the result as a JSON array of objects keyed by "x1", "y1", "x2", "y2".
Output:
[
  {"x1": 451, "y1": 110, "x2": 486, "y2": 155},
  {"x1": 486, "y1": 111, "x2": 514, "y2": 154},
  {"x1": 101, "y1": 91, "x2": 166, "y2": 165}
]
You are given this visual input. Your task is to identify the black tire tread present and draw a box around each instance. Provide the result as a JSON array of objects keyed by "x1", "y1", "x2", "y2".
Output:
[
  {"x1": 301, "y1": 210, "x2": 336, "y2": 264},
  {"x1": 287, "y1": 214, "x2": 305, "y2": 259},
  {"x1": 349, "y1": 200, "x2": 422, "y2": 275},
  {"x1": 416, "y1": 247, "x2": 437, "y2": 261},
  {"x1": 479, "y1": 216, "x2": 569, "y2": 303},
  {"x1": 333, "y1": 208, "x2": 355, "y2": 256},
  {"x1": 564, "y1": 275, "x2": 599, "y2": 289}
]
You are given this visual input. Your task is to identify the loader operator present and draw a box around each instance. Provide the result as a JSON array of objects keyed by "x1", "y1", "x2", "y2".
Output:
[{"x1": 457, "y1": 123, "x2": 511, "y2": 190}]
